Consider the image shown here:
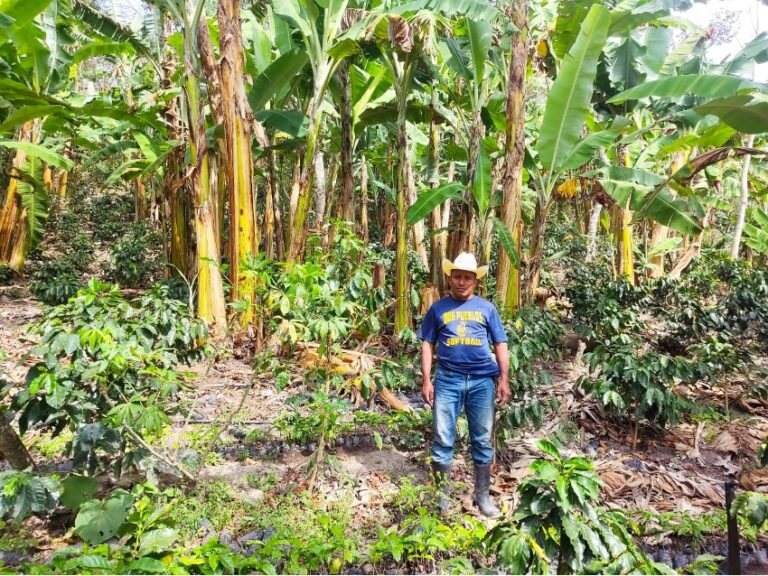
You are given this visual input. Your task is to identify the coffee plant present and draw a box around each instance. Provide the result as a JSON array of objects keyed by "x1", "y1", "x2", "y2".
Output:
[
  {"x1": 105, "y1": 222, "x2": 162, "y2": 288},
  {"x1": 13, "y1": 280, "x2": 208, "y2": 476},
  {"x1": 486, "y1": 440, "x2": 666, "y2": 574},
  {"x1": 29, "y1": 258, "x2": 83, "y2": 305}
]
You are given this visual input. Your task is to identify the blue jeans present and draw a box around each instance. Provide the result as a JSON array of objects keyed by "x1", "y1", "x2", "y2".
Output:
[{"x1": 431, "y1": 365, "x2": 495, "y2": 466}]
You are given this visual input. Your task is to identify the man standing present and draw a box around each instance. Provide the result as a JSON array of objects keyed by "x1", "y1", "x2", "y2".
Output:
[{"x1": 419, "y1": 252, "x2": 510, "y2": 518}]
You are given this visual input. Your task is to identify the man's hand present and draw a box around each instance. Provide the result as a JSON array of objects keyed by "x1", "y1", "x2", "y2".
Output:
[
  {"x1": 496, "y1": 378, "x2": 511, "y2": 406},
  {"x1": 422, "y1": 378, "x2": 434, "y2": 407}
]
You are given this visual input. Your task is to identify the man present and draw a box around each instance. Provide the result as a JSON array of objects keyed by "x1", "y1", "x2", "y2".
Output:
[{"x1": 419, "y1": 252, "x2": 510, "y2": 518}]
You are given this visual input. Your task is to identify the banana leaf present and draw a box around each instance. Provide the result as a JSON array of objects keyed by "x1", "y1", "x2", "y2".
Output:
[
  {"x1": 537, "y1": 4, "x2": 610, "y2": 174},
  {"x1": 695, "y1": 96, "x2": 768, "y2": 135},
  {"x1": 609, "y1": 74, "x2": 761, "y2": 104},
  {"x1": 406, "y1": 182, "x2": 465, "y2": 225}
]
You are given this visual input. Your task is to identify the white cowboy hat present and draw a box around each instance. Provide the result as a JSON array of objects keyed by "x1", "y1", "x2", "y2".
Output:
[{"x1": 442, "y1": 252, "x2": 488, "y2": 279}]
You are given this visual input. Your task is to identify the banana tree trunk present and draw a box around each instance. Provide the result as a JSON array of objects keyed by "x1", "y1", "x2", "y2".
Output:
[
  {"x1": 408, "y1": 159, "x2": 429, "y2": 270},
  {"x1": 585, "y1": 203, "x2": 602, "y2": 262},
  {"x1": 450, "y1": 111, "x2": 483, "y2": 258},
  {"x1": 134, "y1": 175, "x2": 148, "y2": 222},
  {"x1": 288, "y1": 61, "x2": 332, "y2": 261},
  {"x1": 336, "y1": 61, "x2": 355, "y2": 225},
  {"x1": 613, "y1": 149, "x2": 634, "y2": 284},
  {"x1": 360, "y1": 155, "x2": 369, "y2": 244},
  {"x1": 314, "y1": 151, "x2": 327, "y2": 230},
  {"x1": 184, "y1": 23, "x2": 227, "y2": 333},
  {"x1": 8, "y1": 208, "x2": 28, "y2": 272},
  {"x1": 496, "y1": 0, "x2": 528, "y2": 312},
  {"x1": 161, "y1": 15, "x2": 191, "y2": 279},
  {"x1": 0, "y1": 121, "x2": 39, "y2": 268},
  {"x1": 0, "y1": 418, "x2": 35, "y2": 471},
  {"x1": 731, "y1": 134, "x2": 755, "y2": 259},
  {"x1": 526, "y1": 196, "x2": 552, "y2": 303},
  {"x1": 394, "y1": 61, "x2": 414, "y2": 340},
  {"x1": 218, "y1": 0, "x2": 257, "y2": 324},
  {"x1": 611, "y1": 205, "x2": 634, "y2": 284},
  {"x1": 427, "y1": 89, "x2": 446, "y2": 293},
  {"x1": 268, "y1": 149, "x2": 283, "y2": 260}
]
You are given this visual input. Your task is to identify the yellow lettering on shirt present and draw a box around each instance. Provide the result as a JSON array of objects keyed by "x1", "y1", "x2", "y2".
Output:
[
  {"x1": 446, "y1": 337, "x2": 482, "y2": 346},
  {"x1": 441, "y1": 310, "x2": 484, "y2": 324}
]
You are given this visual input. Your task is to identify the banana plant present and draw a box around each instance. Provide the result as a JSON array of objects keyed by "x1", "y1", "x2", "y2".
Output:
[
  {"x1": 523, "y1": 3, "x2": 611, "y2": 300},
  {"x1": 277, "y1": 0, "x2": 367, "y2": 261}
]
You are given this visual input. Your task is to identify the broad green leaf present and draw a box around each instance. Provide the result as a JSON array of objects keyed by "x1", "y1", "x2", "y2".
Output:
[
  {"x1": 561, "y1": 120, "x2": 630, "y2": 171},
  {"x1": 609, "y1": 37, "x2": 642, "y2": 92},
  {"x1": 72, "y1": 41, "x2": 135, "y2": 64},
  {"x1": 0, "y1": 105, "x2": 70, "y2": 134},
  {"x1": 536, "y1": 438, "x2": 561, "y2": 460},
  {"x1": 138, "y1": 528, "x2": 179, "y2": 555},
  {"x1": 133, "y1": 132, "x2": 159, "y2": 162},
  {"x1": 406, "y1": 182, "x2": 465, "y2": 224},
  {"x1": 272, "y1": 0, "x2": 314, "y2": 42},
  {"x1": 467, "y1": 18, "x2": 492, "y2": 106},
  {"x1": 104, "y1": 158, "x2": 147, "y2": 185},
  {"x1": 248, "y1": 48, "x2": 309, "y2": 112},
  {"x1": 551, "y1": 0, "x2": 593, "y2": 60},
  {"x1": 561, "y1": 514, "x2": 585, "y2": 565},
  {"x1": 388, "y1": 0, "x2": 503, "y2": 23},
  {"x1": 328, "y1": 38, "x2": 360, "y2": 62},
  {"x1": 492, "y1": 217, "x2": 520, "y2": 268},
  {"x1": 659, "y1": 29, "x2": 705, "y2": 75},
  {"x1": 609, "y1": 75, "x2": 760, "y2": 104},
  {"x1": 724, "y1": 32, "x2": 768, "y2": 75},
  {"x1": 609, "y1": 9, "x2": 667, "y2": 37},
  {"x1": 126, "y1": 558, "x2": 166, "y2": 573},
  {"x1": 254, "y1": 109, "x2": 309, "y2": 138},
  {"x1": 640, "y1": 26, "x2": 673, "y2": 77},
  {"x1": 471, "y1": 141, "x2": 491, "y2": 216},
  {"x1": 74, "y1": 491, "x2": 132, "y2": 544},
  {"x1": 537, "y1": 5, "x2": 611, "y2": 173},
  {"x1": 643, "y1": 189, "x2": 702, "y2": 236},
  {"x1": 648, "y1": 236, "x2": 682, "y2": 258},
  {"x1": 695, "y1": 96, "x2": 768, "y2": 135},
  {"x1": 0, "y1": 139, "x2": 73, "y2": 170},
  {"x1": 71, "y1": 0, "x2": 154, "y2": 61},
  {"x1": 0, "y1": 0, "x2": 52, "y2": 30},
  {"x1": 60, "y1": 475, "x2": 98, "y2": 510},
  {"x1": 75, "y1": 556, "x2": 114, "y2": 570}
]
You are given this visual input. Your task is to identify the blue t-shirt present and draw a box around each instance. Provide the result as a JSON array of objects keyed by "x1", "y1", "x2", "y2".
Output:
[{"x1": 418, "y1": 295, "x2": 508, "y2": 377}]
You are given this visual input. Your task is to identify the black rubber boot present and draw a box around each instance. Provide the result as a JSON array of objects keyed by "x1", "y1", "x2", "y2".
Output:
[
  {"x1": 473, "y1": 464, "x2": 500, "y2": 518},
  {"x1": 431, "y1": 462, "x2": 451, "y2": 515}
]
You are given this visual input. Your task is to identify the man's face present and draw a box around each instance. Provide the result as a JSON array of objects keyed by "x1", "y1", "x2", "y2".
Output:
[{"x1": 449, "y1": 270, "x2": 478, "y2": 300}]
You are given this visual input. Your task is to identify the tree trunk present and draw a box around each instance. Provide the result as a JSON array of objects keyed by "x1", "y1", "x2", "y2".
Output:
[
  {"x1": 218, "y1": 0, "x2": 257, "y2": 324},
  {"x1": 336, "y1": 61, "x2": 355, "y2": 225},
  {"x1": 0, "y1": 121, "x2": 39, "y2": 269},
  {"x1": 526, "y1": 196, "x2": 552, "y2": 303},
  {"x1": 360, "y1": 155, "x2": 369, "y2": 244},
  {"x1": 314, "y1": 151, "x2": 327, "y2": 230},
  {"x1": 612, "y1": 149, "x2": 635, "y2": 284},
  {"x1": 731, "y1": 134, "x2": 755, "y2": 259},
  {"x1": 288, "y1": 60, "x2": 333, "y2": 261},
  {"x1": 611, "y1": 205, "x2": 635, "y2": 284},
  {"x1": 161, "y1": 15, "x2": 191, "y2": 279},
  {"x1": 496, "y1": 0, "x2": 528, "y2": 312},
  {"x1": 427, "y1": 87, "x2": 445, "y2": 293},
  {"x1": 449, "y1": 111, "x2": 484, "y2": 259},
  {"x1": 408, "y1": 159, "x2": 429, "y2": 270},
  {"x1": 183, "y1": 5, "x2": 226, "y2": 333},
  {"x1": 0, "y1": 419, "x2": 35, "y2": 471},
  {"x1": 393, "y1": 53, "x2": 416, "y2": 341},
  {"x1": 585, "y1": 203, "x2": 602, "y2": 262}
]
